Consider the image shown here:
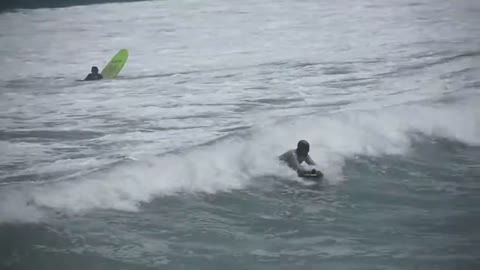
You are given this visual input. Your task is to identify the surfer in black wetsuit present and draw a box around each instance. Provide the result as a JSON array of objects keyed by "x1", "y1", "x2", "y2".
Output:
[
  {"x1": 279, "y1": 140, "x2": 322, "y2": 177},
  {"x1": 84, "y1": 66, "x2": 103, "y2": 81}
]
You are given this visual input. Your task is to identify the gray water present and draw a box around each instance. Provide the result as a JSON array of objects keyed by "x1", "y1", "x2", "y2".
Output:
[{"x1": 1, "y1": 0, "x2": 480, "y2": 269}]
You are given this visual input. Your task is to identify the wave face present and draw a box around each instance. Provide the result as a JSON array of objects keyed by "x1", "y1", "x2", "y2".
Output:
[{"x1": 1, "y1": 97, "x2": 479, "y2": 223}]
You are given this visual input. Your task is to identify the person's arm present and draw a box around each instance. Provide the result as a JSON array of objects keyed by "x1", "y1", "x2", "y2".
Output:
[
  {"x1": 290, "y1": 152, "x2": 302, "y2": 170},
  {"x1": 305, "y1": 154, "x2": 316, "y2": 165},
  {"x1": 84, "y1": 74, "x2": 92, "y2": 81},
  {"x1": 291, "y1": 152, "x2": 311, "y2": 176}
]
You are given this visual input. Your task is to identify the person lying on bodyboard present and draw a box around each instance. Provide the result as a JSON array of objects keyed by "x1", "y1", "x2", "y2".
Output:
[{"x1": 279, "y1": 140, "x2": 323, "y2": 179}]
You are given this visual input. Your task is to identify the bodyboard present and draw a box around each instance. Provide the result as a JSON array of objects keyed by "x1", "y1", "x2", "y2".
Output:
[
  {"x1": 101, "y1": 49, "x2": 129, "y2": 79},
  {"x1": 299, "y1": 169, "x2": 323, "y2": 181}
]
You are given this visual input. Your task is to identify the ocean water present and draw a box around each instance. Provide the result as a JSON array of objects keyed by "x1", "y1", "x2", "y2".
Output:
[{"x1": 1, "y1": 0, "x2": 479, "y2": 269}]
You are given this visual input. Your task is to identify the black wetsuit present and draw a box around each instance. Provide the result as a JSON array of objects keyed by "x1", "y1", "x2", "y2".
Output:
[
  {"x1": 84, "y1": 73, "x2": 103, "y2": 81},
  {"x1": 279, "y1": 149, "x2": 323, "y2": 178},
  {"x1": 279, "y1": 149, "x2": 316, "y2": 171}
]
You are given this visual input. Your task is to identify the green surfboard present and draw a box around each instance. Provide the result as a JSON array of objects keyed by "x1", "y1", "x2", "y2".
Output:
[{"x1": 101, "y1": 49, "x2": 129, "y2": 79}]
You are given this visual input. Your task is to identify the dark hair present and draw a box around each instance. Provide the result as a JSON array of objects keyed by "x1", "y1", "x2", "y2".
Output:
[{"x1": 297, "y1": 140, "x2": 310, "y2": 151}]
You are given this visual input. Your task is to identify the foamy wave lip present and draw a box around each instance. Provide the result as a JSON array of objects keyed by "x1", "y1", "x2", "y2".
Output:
[
  {"x1": 15, "y1": 138, "x2": 281, "y2": 216},
  {"x1": 0, "y1": 138, "x2": 283, "y2": 223}
]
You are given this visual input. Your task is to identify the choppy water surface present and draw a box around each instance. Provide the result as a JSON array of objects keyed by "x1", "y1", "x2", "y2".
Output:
[{"x1": 1, "y1": 0, "x2": 479, "y2": 269}]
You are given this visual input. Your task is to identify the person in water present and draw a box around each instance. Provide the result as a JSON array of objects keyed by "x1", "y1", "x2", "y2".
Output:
[
  {"x1": 84, "y1": 66, "x2": 103, "y2": 81},
  {"x1": 279, "y1": 140, "x2": 322, "y2": 177}
]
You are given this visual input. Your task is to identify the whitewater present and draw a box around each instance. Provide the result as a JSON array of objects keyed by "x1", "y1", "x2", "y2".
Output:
[{"x1": 1, "y1": 0, "x2": 479, "y2": 269}]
